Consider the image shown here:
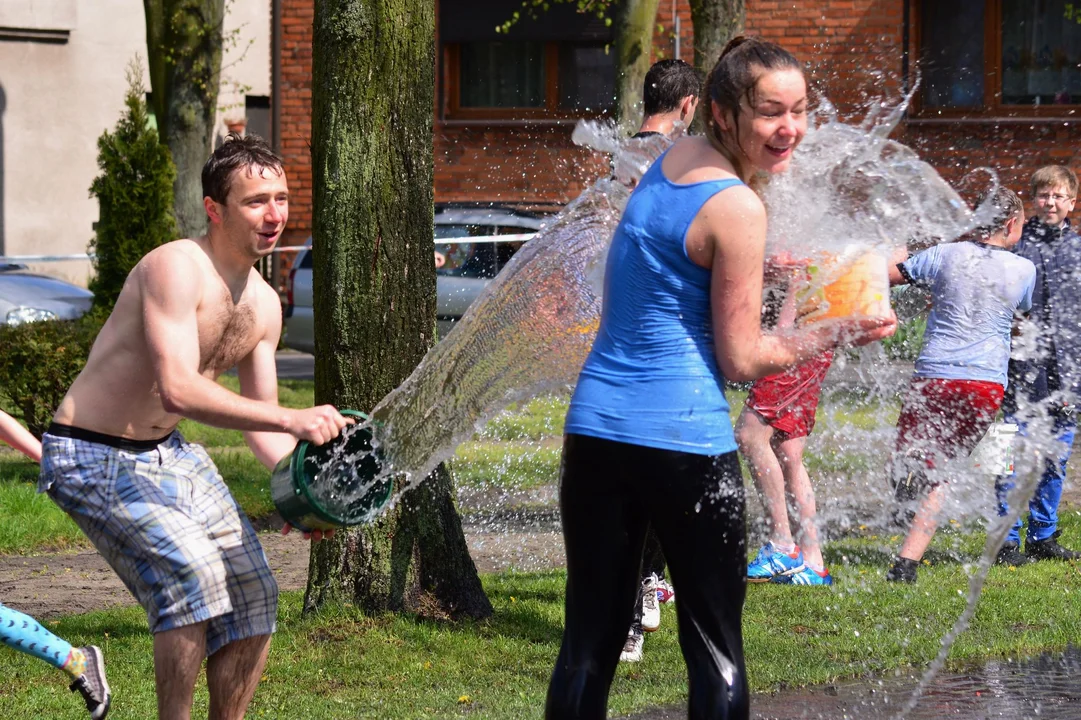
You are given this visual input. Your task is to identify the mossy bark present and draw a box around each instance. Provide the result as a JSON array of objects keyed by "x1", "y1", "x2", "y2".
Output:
[
  {"x1": 304, "y1": 0, "x2": 491, "y2": 621},
  {"x1": 143, "y1": 0, "x2": 224, "y2": 237},
  {"x1": 614, "y1": 0, "x2": 662, "y2": 133},
  {"x1": 689, "y1": 0, "x2": 745, "y2": 78}
]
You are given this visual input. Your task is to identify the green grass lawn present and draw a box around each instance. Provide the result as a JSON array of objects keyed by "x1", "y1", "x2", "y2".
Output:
[{"x1": 3, "y1": 544, "x2": 1081, "y2": 719}]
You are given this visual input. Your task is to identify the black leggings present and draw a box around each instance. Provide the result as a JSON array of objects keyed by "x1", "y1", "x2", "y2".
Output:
[{"x1": 545, "y1": 434, "x2": 748, "y2": 720}]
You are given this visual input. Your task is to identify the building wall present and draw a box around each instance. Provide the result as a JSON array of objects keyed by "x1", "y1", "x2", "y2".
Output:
[
  {"x1": 431, "y1": 4, "x2": 697, "y2": 217},
  {"x1": 277, "y1": 0, "x2": 697, "y2": 248},
  {"x1": 276, "y1": 0, "x2": 1081, "y2": 247},
  {"x1": 0, "y1": 0, "x2": 269, "y2": 284},
  {"x1": 278, "y1": 0, "x2": 314, "y2": 248}
]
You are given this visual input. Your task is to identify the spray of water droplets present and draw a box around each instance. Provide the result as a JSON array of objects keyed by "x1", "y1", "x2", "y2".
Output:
[{"x1": 302, "y1": 92, "x2": 1072, "y2": 715}]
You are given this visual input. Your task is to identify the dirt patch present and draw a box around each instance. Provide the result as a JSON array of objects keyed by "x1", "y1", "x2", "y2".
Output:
[{"x1": 0, "y1": 527, "x2": 565, "y2": 619}]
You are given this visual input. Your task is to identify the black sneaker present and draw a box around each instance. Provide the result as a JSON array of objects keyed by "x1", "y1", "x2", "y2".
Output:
[
  {"x1": 885, "y1": 557, "x2": 918, "y2": 583},
  {"x1": 1026, "y1": 531, "x2": 1081, "y2": 561},
  {"x1": 69, "y1": 646, "x2": 111, "y2": 719},
  {"x1": 995, "y1": 542, "x2": 1033, "y2": 567}
]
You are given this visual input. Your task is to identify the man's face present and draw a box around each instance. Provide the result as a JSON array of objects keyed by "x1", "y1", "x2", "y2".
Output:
[
  {"x1": 210, "y1": 165, "x2": 289, "y2": 259},
  {"x1": 1033, "y1": 183, "x2": 1075, "y2": 227}
]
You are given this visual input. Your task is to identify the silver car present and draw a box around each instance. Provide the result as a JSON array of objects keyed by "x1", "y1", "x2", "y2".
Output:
[
  {"x1": 282, "y1": 207, "x2": 545, "y2": 353},
  {"x1": 0, "y1": 264, "x2": 93, "y2": 325}
]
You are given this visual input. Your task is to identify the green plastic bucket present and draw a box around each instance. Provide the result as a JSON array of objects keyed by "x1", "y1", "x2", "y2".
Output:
[{"x1": 269, "y1": 409, "x2": 391, "y2": 532}]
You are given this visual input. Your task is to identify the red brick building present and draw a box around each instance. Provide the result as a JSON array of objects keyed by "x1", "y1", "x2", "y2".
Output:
[{"x1": 272, "y1": 0, "x2": 1081, "y2": 248}]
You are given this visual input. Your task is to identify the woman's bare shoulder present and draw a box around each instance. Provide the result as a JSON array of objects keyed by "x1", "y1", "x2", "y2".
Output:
[
  {"x1": 661, "y1": 137, "x2": 742, "y2": 185},
  {"x1": 701, "y1": 182, "x2": 766, "y2": 227}
]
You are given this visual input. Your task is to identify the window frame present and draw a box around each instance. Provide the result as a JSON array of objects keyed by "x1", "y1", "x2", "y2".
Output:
[
  {"x1": 912, "y1": 0, "x2": 1081, "y2": 119},
  {"x1": 442, "y1": 41, "x2": 612, "y2": 121}
]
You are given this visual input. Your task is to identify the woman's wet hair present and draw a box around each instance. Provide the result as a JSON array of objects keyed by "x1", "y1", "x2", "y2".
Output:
[
  {"x1": 202, "y1": 132, "x2": 285, "y2": 204},
  {"x1": 700, "y1": 36, "x2": 802, "y2": 176}
]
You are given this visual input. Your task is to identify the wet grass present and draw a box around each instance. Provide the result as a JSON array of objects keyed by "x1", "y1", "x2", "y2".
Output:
[{"x1": 4, "y1": 524, "x2": 1081, "y2": 719}]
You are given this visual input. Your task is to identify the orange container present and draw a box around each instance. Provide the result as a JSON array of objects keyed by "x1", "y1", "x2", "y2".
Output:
[{"x1": 796, "y1": 250, "x2": 891, "y2": 324}]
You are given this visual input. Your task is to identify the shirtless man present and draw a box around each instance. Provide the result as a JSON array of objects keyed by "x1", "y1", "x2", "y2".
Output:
[{"x1": 38, "y1": 134, "x2": 349, "y2": 720}]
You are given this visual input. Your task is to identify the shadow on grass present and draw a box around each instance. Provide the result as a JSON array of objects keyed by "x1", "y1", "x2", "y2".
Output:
[
  {"x1": 0, "y1": 454, "x2": 40, "y2": 483},
  {"x1": 289, "y1": 571, "x2": 568, "y2": 649}
]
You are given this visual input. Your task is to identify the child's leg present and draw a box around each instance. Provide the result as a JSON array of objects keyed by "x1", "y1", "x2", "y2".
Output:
[
  {"x1": 898, "y1": 484, "x2": 947, "y2": 562},
  {"x1": 774, "y1": 435, "x2": 823, "y2": 569},
  {"x1": 0, "y1": 602, "x2": 85, "y2": 678},
  {"x1": 735, "y1": 408, "x2": 792, "y2": 547}
]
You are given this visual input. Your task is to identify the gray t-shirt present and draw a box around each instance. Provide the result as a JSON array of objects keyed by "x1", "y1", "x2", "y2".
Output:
[{"x1": 902, "y1": 241, "x2": 1036, "y2": 387}]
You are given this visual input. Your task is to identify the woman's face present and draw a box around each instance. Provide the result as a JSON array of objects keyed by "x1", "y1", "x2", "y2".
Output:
[{"x1": 715, "y1": 67, "x2": 808, "y2": 175}]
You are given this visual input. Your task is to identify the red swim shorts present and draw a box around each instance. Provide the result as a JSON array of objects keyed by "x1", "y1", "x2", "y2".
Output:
[
  {"x1": 745, "y1": 351, "x2": 834, "y2": 439},
  {"x1": 894, "y1": 377, "x2": 1004, "y2": 469}
]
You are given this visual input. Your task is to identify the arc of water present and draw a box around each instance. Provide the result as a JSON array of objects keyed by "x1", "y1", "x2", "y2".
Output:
[{"x1": 898, "y1": 398, "x2": 1059, "y2": 718}]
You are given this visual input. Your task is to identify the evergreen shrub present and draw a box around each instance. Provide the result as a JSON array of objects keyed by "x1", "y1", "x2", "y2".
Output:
[
  {"x1": 0, "y1": 316, "x2": 104, "y2": 438},
  {"x1": 88, "y1": 59, "x2": 177, "y2": 314}
]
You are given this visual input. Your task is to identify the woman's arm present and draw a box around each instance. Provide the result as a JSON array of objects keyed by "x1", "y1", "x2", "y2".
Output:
[
  {"x1": 0, "y1": 411, "x2": 41, "y2": 463},
  {"x1": 706, "y1": 187, "x2": 895, "y2": 382}
]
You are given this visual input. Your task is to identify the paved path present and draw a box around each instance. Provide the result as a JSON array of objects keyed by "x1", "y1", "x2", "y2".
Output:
[{"x1": 275, "y1": 350, "x2": 314, "y2": 380}]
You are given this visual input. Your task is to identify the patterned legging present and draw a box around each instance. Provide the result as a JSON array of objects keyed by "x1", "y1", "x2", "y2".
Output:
[{"x1": 0, "y1": 601, "x2": 74, "y2": 672}]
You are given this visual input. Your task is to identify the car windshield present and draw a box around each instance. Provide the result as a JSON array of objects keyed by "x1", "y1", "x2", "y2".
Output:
[
  {"x1": 435, "y1": 224, "x2": 497, "y2": 278},
  {"x1": 434, "y1": 220, "x2": 537, "y2": 279}
]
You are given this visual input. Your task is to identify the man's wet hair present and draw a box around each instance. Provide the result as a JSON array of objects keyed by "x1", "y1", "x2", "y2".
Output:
[
  {"x1": 643, "y1": 59, "x2": 701, "y2": 116},
  {"x1": 1030, "y1": 165, "x2": 1079, "y2": 199},
  {"x1": 974, "y1": 187, "x2": 1024, "y2": 238},
  {"x1": 202, "y1": 133, "x2": 285, "y2": 204}
]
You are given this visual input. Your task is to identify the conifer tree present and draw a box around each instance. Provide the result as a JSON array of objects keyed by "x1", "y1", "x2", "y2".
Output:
[{"x1": 88, "y1": 60, "x2": 178, "y2": 313}]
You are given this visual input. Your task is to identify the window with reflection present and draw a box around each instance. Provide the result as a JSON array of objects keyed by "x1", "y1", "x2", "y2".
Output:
[{"x1": 918, "y1": 0, "x2": 1081, "y2": 114}]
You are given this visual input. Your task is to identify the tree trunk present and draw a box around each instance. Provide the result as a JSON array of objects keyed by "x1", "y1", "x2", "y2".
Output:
[
  {"x1": 304, "y1": 0, "x2": 491, "y2": 621},
  {"x1": 143, "y1": 0, "x2": 224, "y2": 237},
  {"x1": 614, "y1": 0, "x2": 661, "y2": 133},
  {"x1": 688, "y1": 0, "x2": 745, "y2": 78}
]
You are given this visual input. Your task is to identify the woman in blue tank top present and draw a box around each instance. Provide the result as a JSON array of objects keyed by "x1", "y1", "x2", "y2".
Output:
[{"x1": 545, "y1": 38, "x2": 896, "y2": 720}]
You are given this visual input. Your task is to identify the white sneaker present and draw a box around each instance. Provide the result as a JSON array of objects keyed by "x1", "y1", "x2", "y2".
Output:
[
  {"x1": 619, "y1": 629, "x2": 644, "y2": 662},
  {"x1": 641, "y1": 574, "x2": 661, "y2": 632},
  {"x1": 655, "y1": 578, "x2": 675, "y2": 604}
]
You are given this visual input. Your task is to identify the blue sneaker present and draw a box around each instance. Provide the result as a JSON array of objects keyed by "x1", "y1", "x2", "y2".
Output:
[
  {"x1": 771, "y1": 566, "x2": 833, "y2": 586},
  {"x1": 747, "y1": 543, "x2": 805, "y2": 582}
]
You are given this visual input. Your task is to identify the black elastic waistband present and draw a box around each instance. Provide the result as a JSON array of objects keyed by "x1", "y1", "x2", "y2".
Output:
[{"x1": 47, "y1": 423, "x2": 173, "y2": 453}]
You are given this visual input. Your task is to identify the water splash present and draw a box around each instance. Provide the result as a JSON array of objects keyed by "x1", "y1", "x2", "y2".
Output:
[
  {"x1": 303, "y1": 94, "x2": 1071, "y2": 717},
  {"x1": 308, "y1": 124, "x2": 671, "y2": 521},
  {"x1": 763, "y1": 89, "x2": 998, "y2": 261}
]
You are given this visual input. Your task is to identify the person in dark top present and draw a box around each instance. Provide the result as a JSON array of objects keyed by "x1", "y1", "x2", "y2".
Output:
[
  {"x1": 996, "y1": 165, "x2": 1081, "y2": 564},
  {"x1": 619, "y1": 57, "x2": 701, "y2": 664}
]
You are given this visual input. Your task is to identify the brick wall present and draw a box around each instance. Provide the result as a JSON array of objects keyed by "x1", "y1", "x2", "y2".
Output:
[
  {"x1": 432, "y1": 2, "x2": 698, "y2": 213},
  {"x1": 902, "y1": 122, "x2": 1081, "y2": 207},
  {"x1": 278, "y1": 0, "x2": 314, "y2": 248},
  {"x1": 277, "y1": 0, "x2": 1081, "y2": 236}
]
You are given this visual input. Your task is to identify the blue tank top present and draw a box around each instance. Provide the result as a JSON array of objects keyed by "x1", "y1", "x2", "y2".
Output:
[{"x1": 565, "y1": 151, "x2": 743, "y2": 455}]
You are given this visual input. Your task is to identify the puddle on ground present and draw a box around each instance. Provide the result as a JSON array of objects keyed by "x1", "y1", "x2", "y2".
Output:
[{"x1": 620, "y1": 646, "x2": 1081, "y2": 719}]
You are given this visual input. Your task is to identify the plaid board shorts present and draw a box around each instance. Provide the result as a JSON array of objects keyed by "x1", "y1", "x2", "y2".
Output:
[{"x1": 39, "y1": 425, "x2": 278, "y2": 655}]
